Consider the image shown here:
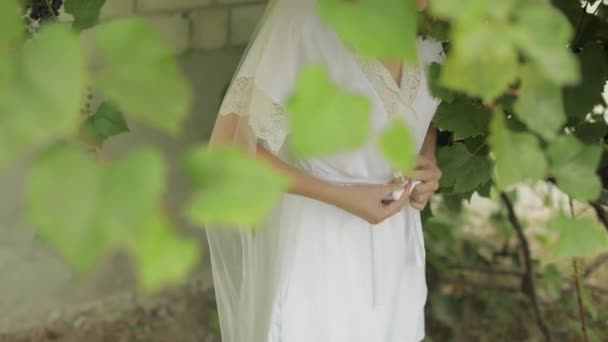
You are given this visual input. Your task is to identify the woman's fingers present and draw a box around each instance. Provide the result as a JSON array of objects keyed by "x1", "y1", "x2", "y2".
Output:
[
  {"x1": 384, "y1": 182, "x2": 412, "y2": 215},
  {"x1": 405, "y1": 156, "x2": 442, "y2": 183},
  {"x1": 405, "y1": 168, "x2": 441, "y2": 182},
  {"x1": 414, "y1": 155, "x2": 435, "y2": 168},
  {"x1": 411, "y1": 180, "x2": 439, "y2": 195},
  {"x1": 409, "y1": 180, "x2": 438, "y2": 210},
  {"x1": 410, "y1": 199, "x2": 426, "y2": 210}
]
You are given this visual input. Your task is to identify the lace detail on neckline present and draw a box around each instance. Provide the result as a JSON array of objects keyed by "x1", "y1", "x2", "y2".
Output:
[
  {"x1": 355, "y1": 56, "x2": 422, "y2": 121},
  {"x1": 219, "y1": 77, "x2": 289, "y2": 154}
]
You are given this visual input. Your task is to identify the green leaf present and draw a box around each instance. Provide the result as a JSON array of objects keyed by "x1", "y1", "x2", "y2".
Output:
[
  {"x1": 0, "y1": 0, "x2": 21, "y2": 51},
  {"x1": 428, "y1": 62, "x2": 456, "y2": 103},
  {"x1": 512, "y1": 3, "x2": 579, "y2": 85},
  {"x1": 82, "y1": 102, "x2": 129, "y2": 146},
  {"x1": 564, "y1": 43, "x2": 608, "y2": 121},
  {"x1": 547, "y1": 135, "x2": 602, "y2": 201},
  {"x1": 441, "y1": 26, "x2": 518, "y2": 100},
  {"x1": 432, "y1": 98, "x2": 491, "y2": 140},
  {"x1": 514, "y1": 65, "x2": 566, "y2": 140},
  {"x1": 551, "y1": 214, "x2": 608, "y2": 259},
  {"x1": 132, "y1": 213, "x2": 199, "y2": 292},
  {"x1": 418, "y1": 13, "x2": 450, "y2": 42},
  {"x1": 0, "y1": 24, "x2": 85, "y2": 165},
  {"x1": 377, "y1": 119, "x2": 415, "y2": 172},
  {"x1": 551, "y1": 0, "x2": 584, "y2": 26},
  {"x1": 489, "y1": 114, "x2": 548, "y2": 189},
  {"x1": 96, "y1": 148, "x2": 167, "y2": 241},
  {"x1": 476, "y1": 181, "x2": 492, "y2": 198},
  {"x1": 574, "y1": 120, "x2": 608, "y2": 144},
  {"x1": 287, "y1": 65, "x2": 370, "y2": 157},
  {"x1": 318, "y1": 0, "x2": 418, "y2": 61},
  {"x1": 437, "y1": 143, "x2": 492, "y2": 194},
  {"x1": 93, "y1": 19, "x2": 192, "y2": 135},
  {"x1": 185, "y1": 145, "x2": 289, "y2": 227},
  {"x1": 431, "y1": 0, "x2": 516, "y2": 23},
  {"x1": 64, "y1": 0, "x2": 106, "y2": 31},
  {"x1": 26, "y1": 144, "x2": 103, "y2": 272}
]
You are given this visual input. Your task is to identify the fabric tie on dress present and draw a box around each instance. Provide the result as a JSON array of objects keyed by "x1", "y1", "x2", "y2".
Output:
[{"x1": 370, "y1": 179, "x2": 425, "y2": 308}]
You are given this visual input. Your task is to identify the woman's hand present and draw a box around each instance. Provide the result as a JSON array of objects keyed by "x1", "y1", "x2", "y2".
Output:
[
  {"x1": 406, "y1": 155, "x2": 442, "y2": 210},
  {"x1": 330, "y1": 182, "x2": 413, "y2": 225}
]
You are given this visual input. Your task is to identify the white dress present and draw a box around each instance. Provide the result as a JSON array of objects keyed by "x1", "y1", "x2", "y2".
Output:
[
  {"x1": 211, "y1": 6, "x2": 445, "y2": 340},
  {"x1": 253, "y1": 38, "x2": 445, "y2": 342}
]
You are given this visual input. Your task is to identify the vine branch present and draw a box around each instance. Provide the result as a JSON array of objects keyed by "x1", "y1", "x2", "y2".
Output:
[
  {"x1": 569, "y1": 198, "x2": 589, "y2": 342},
  {"x1": 583, "y1": 252, "x2": 608, "y2": 278},
  {"x1": 573, "y1": 259, "x2": 590, "y2": 342},
  {"x1": 500, "y1": 192, "x2": 553, "y2": 342}
]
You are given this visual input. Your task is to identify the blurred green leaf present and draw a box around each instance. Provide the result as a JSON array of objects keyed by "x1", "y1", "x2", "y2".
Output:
[
  {"x1": 0, "y1": 24, "x2": 85, "y2": 165},
  {"x1": 551, "y1": 0, "x2": 584, "y2": 26},
  {"x1": 287, "y1": 65, "x2": 370, "y2": 157},
  {"x1": 580, "y1": 282, "x2": 598, "y2": 320},
  {"x1": 319, "y1": 0, "x2": 418, "y2": 61},
  {"x1": 64, "y1": 0, "x2": 106, "y2": 31},
  {"x1": 431, "y1": 0, "x2": 516, "y2": 23},
  {"x1": 514, "y1": 65, "x2": 566, "y2": 140},
  {"x1": 512, "y1": 3, "x2": 579, "y2": 85},
  {"x1": 0, "y1": 0, "x2": 22, "y2": 51},
  {"x1": 378, "y1": 119, "x2": 415, "y2": 172},
  {"x1": 82, "y1": 102, "x2": 129, "y2": 147},
  {"x1": 93, "y1": 18, "x2": 192, "y2": 135},
  {"x1": 441, "y1": 26, "x2": 518, "y2": 100},
  {"x1": 430, "y1": 293, "x2": 462, "y2": 326},
  {"x1": 551, "y1": 214, "x2": 608, "y2": 259},
  {"x1": 95, "y1": 148, "x2": 167, "y2": 241},
  {"x1": 132, "y1": 213, "x2": 199, "y2": 292},
  {"x1": 489, "y1": 114, "x2": 548, "y2": 189},
  {"x1": 542, "y1": 263, "x2": 562, "y2": 299},
  {"x1": 185, "y1": 145, "x2": 289, "y2": 227},
  {"x1": 26, "y1": 144, "x2": 103, "y2": 272},
  {"x1": 547, "y1": 135, "x2": 602, "y2": 201}
]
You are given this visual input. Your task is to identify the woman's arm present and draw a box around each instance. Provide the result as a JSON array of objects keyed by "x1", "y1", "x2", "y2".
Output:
[
  {"x1": 209, "y1": 113, "x2": 341, "y2": 203},
  {"x1": 408, "y1": 124, "x2": 442, "y2": 210},
  {"x1": 419, "y1": 124, "x2": 438, "y2": 162},
  {"x1": 255, "y1": 144, "x2": 341, "y2": 204},
  {"x1": 209, "y1": 113, "x2": 410, "y2": 224}
]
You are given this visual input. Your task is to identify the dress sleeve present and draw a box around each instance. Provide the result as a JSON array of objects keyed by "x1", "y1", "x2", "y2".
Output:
[{"x1": 217, "y1": 12, "x2": 309, "y2": 155}]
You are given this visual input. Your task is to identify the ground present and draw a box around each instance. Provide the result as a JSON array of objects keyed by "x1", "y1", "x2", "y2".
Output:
[{"x1": 0, "y1": 285, "x2": 220, "y2": 342}]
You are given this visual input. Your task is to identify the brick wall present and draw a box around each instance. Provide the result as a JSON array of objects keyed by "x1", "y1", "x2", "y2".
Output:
[{"x1": 79, "y1": 0, "x2": 268, "y2": 52}]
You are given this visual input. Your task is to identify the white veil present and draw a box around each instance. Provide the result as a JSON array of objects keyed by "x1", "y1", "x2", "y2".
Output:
[
  {"x1": 206, "y1": 1, "x2": 353, "y2": 341},
  {"x1": 206, "y1": 1, "x2": 444, "y2": 340}
]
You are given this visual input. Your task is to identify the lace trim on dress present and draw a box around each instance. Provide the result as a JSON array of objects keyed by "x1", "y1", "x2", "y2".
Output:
[
  {"x1": 219, "y1": 77, "x2": 290, "y2": 154},
  {"x1": 354, "y1": 56, "x2": 422, "y2": 121},
  {"x1": 402, "y1": 65, "x2": 422, "y2": 104}
]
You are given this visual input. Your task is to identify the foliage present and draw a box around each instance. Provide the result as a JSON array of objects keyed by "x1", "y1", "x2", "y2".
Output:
[{"x1": 3, "y1": 2, "x2": 608, "y2": 337}]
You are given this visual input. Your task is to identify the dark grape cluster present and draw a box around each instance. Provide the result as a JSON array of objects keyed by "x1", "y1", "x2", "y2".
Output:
[{"x1": 28, "y1": 0, "x2": 63, "y2": 22}]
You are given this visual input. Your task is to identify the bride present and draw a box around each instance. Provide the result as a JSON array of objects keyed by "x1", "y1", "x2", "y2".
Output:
[{"x1": 207, "y1": 0, "x2": 444, "y2": 341}]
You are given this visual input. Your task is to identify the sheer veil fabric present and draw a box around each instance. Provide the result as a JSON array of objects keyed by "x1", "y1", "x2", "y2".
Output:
[{"x1": 206, "y1": 1, "x2": 445, "y2": 341}]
